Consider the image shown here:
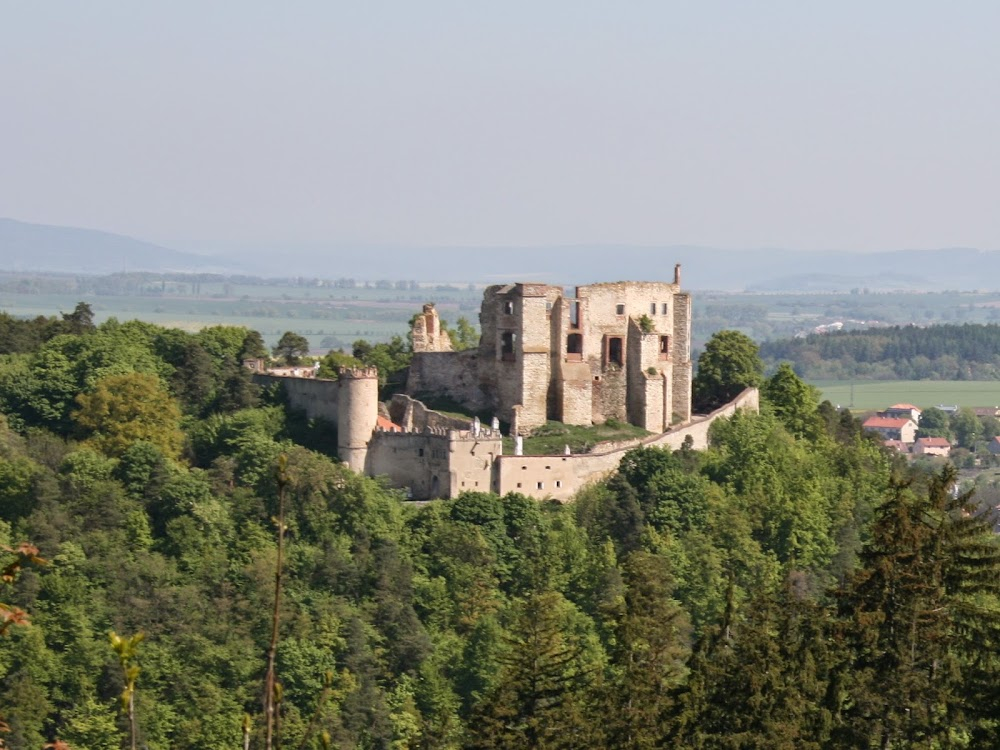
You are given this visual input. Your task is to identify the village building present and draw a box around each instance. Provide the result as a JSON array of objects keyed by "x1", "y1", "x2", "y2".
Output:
[
  {"x1": 881, "y1": 403, "x2": 922, "y2": 423},
  {"x1": 912, "y1": 436, "x2": 952, "y2": 457},
  {"x1": 862, "y1": 415, "x2": 918, "y2": 444}
]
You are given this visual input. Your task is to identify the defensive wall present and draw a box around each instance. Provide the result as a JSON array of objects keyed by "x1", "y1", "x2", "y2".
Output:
[{"x1": 494, "y1": 388, "x2": 759, "y2": 502}]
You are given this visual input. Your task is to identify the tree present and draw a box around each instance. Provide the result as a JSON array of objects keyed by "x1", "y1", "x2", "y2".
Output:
[
  {"x1": 72, "y1": 372, "x2": 183, "y2": 458},
  {"x1": 272, "y1": 331, "x2": 310, "y2": 365},
  {"x1": 916, "y1": 406, "x2": 951, "y2": 440},
  {"x1": 61, "y1": 302, "x2": 95, "y2": 335},
  {"x1": 692, "y1": 330, "x2": 763, "y2": 413},
  {"x1": 452, "y1": 317, "x2": 480, "y2": 351},
  {"x1": 950, "y1": 407, "x2": 981, "y2": 449},
  {"x1": 469, "y1": 591, "x2": 601, "y2": 749},
  {"x1": 833, "y1": 467, "x2": 1000, "y2": 747},
  {"x1": 763, "y1": 362, "x2": 822, "y2": 439}
]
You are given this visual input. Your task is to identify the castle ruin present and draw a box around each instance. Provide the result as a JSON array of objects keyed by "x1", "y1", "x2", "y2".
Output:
[
  {"x1": 408, "y1": 266, "x2": 692, "y2": 433},
  {"x1": 255, "y1": 270, "x2": 759, "y2": 501}
]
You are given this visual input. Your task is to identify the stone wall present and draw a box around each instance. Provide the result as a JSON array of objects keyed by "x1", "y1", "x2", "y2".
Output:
[
  {"x1": 411, "y1": 303, "x2": 453, "y2": 353},
  {"x1": 496, "y1": 388, "x2": 760, "y2": 502},
  {"x1": 367, "y1": 427, "x2": 502, "y2": 499},
  {"x1": 388, "y1": 393, "x2": 472, "y2": 432},
  {"x1": 254, "y1": 374, "x2": 341, "y2": 422},
  {"x1": 406, "y1": 349, "x2": 488, "y2": 411}
]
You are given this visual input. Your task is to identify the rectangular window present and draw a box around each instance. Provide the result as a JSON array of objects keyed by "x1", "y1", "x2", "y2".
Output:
[
  {"x1": 418, "y1": 448, "x2": 424, "y2": 457},
  {"x1": 555, "y1": 480, "x2": 562, "y2": 488},
  {"x1": 616, "y1": 303, "x2": 625, "y2": 315},
  {"x1": 659, "y1": 335, "x2": 670, "y2": 360},
  {"x1": 607, "y1": 336, "x2": 623, "y2": 366},
  {"x1": 501, "y1": 331, "x2": 516, "y2": 361},
  {"x1": 661, "y1": 302, "x2": 668, "y2": 315},
  {"x1": 504, "y1": 300, "x2": 514, "y2": 315},
  {"x1": 536, "y1": 482, "x2": 544, "y2": 490},
  {"x1": 650, "y1": 302, "x2": 657, "y2": 315}
]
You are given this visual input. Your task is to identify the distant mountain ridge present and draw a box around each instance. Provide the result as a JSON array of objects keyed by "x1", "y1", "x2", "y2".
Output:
[
  {"x1": 4, "y1": 218, "x2": 1000, "y2": 291},
  {"x1": 0, "y1": 218, "x2": 241, "y2": 274}
]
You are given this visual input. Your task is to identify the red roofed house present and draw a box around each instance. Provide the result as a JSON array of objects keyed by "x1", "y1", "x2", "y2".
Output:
[
  {"x1": 882, "y1": 403, "x2": 922, "y2": 423},
  {"x1": 912, "y1": 436, "x2": 951, "y2": 457},
  {"x1": 863, "y1": 416, "x2": 917, "y2": 444}
]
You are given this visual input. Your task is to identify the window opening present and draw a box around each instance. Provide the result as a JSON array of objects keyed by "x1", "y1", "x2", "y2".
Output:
[
  {"x1": 650, "y1": 302, "x2": 657, "y2": 315},
  {"x1": 569, "y1": 301, "x2": 580, "y2": 328},
  {"x1": 616, "y1": 303, "x2": 625, "y2": 315},
  {"x1": 566, "y1": 333, "x2": 583, "y2": 360},
  {"x1": 661, "y1": 302, "x2": 668, "y2": 315},
  {"x1": 607, "y1": 337, "x2": 623, "y2": 366},
  {"x1": 501, "y1": 332, "x2": 516, "y2": 361},
  {"x1": 504, "y1": 300, "x2": 514, "y2": 315},
  {"x1": 659, "y1": 335, "x2": 670, "y2": 359}
]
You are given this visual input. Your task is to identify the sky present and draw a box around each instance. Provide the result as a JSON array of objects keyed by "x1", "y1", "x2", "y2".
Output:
[{"x1": 2, "y1": 1, "x2": 999, "y2": 256}]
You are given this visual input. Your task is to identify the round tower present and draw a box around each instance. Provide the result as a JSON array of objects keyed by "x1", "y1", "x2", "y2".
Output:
[{"x1": 337, "y1": 366, "x2": 379, "y2": 473}]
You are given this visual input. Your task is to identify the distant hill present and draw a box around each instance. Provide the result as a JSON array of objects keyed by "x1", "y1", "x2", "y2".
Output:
[
  {"x1": 6, "y1": 218, "x2": 1000, "y2": 291},
  {"x1": 0, "y1": 218, "x2": 243, "y2": 274},
  {"x1": 214, "y1": 243, "x2": 1000, "y2": 292}
]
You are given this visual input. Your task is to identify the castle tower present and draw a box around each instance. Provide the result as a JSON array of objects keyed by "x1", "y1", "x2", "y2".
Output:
[{"x1": 337, "y1": 367, "x2": 379, "y2": 472}]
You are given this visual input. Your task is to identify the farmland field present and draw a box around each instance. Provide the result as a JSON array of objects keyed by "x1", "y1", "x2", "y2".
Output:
[{"x1": 812, "y1": 380, "x2": 1000, "y2": 412}]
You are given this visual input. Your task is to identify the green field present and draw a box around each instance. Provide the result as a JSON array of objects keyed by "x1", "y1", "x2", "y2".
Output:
[{"x1": 813, "y1": 380, "x2": 1000, "y2": 412}]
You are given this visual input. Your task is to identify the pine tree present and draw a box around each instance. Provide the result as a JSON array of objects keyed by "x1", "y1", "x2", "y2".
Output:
[{"x1": 833, "y1": 467, "x2": 1000, "y2": 747}]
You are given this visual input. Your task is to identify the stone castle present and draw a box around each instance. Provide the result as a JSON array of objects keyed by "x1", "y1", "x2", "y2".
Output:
[
  {"x1": 407, "y1": 265, "x2": 692, "y2": 434},
  {"x1": 256, "y1": 270, "x2": 759, "y2": 501}
]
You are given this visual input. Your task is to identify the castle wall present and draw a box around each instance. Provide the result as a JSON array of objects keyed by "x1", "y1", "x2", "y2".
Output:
[
  {"x1": 388, "y1": 393, "x2": 472, "y2": 432},
  {"x1": 406, "y1": 349, "x2": 488, "y2": 411},
  {"x1": 496, "y1": 388, "x2": 759, "y2": 502},
  {"x1": 366, "y1": 428, "x2": 502, "y2": 499},
  {"x1": 253, "y1": 374, "x2": 341, "y2": 422},
  {"x1": 411, "y1": 303, "x2": 453, "y2": 353}
]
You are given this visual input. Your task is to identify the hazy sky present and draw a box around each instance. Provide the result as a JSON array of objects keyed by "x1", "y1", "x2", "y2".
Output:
[{"x1": 2, "y1": 1, "x2": 998, "y2": 253}]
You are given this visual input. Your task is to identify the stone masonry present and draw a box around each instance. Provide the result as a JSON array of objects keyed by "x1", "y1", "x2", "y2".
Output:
[{"x1": 407, "y1": 267, "x2": 692, "y2": 433}]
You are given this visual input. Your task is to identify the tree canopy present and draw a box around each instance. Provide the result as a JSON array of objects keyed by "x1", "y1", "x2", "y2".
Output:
[{"x1": 692, "y1": 329, "x2": 763, "y2": 412}]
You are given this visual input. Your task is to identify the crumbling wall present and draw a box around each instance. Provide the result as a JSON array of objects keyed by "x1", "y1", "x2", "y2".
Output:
[
  {"x1": 410, "y1": 303, "x2": 453, "y2": 353},
  {"x1": 388, "y1": 393, "x2": 472, "y2": 432},
  {"x1": 406, "y1": 350, "x2": 488, "y2": 411},
  {"x1": 253, "y1": 374, "x2": 340, "y2": 422}
]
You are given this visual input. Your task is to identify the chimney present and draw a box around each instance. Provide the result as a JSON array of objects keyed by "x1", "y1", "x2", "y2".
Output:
[{"x1": 674, "y1": 263, "x2": 681, "y2": 286}]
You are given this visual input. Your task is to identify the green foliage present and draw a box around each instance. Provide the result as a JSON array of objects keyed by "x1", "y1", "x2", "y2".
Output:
[
  {"x1": 692, "y1": 329, "x2": 763, "y2": 413},
  {"x1": 315, "y1": 350, "x2": 364, "y2": 380},
  {"x1": 450, "y1": 316, "x2": 479, "y2": 351},
  {"x1": 763, "y1": 362, "x2": 822, "y2": 438},
  {"x1": 4, "y1": 305, "x2": 1000, "y2": 748},
  {"x1": 72, "y1": 372, "x2": 183, "y2": 459},
  {"x1": 273, "y1": 331, "x2": 310, "y2": 365}
]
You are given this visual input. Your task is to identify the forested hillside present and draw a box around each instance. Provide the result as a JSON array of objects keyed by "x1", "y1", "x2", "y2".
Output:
[
  {"x1": 761, "y1": 323, "x2": 1000, "y2": 380},
  {"x1": 2, "y1": 312, "x2": 1000, "y2": 748}
]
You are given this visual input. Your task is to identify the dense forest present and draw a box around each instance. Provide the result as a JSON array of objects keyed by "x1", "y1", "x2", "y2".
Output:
[
  {"x1": 2, "y1": 311, "x2": 1000, "y2": 748},
  {"x1": 760, "y1": 323, "x2": 1000, "y2": 380}
]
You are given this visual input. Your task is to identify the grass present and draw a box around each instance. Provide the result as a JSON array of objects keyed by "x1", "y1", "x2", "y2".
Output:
[
  {"x1": 504, "y1": 419, "x2": 651, "y2": 456},
  {"x1": 812, "y1": 380, "x2": 1000, "y2": 412}
]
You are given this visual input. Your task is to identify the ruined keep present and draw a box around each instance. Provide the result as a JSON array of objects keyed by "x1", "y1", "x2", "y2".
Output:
[
  {"x1": 252, "y1": 267, "x2": 732, "y2": 502},
  {"x1": 407, "y1": 266, "x2": 692, "y2": 433}
]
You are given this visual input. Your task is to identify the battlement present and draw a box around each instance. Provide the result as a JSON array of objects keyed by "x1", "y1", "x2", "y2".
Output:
[{"x1": 338, "y1": 366, "x2": 379, "y2": 380}]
